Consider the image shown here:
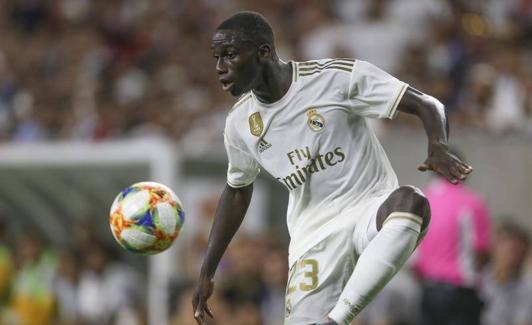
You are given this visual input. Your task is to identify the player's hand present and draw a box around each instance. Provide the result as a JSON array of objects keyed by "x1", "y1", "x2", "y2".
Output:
[
  {"x1": 192, "y1": 277, "x2": 214, "y2": 324},
  {"x1": 417, "y1": 143, "x2": 472, "y2": 184}
]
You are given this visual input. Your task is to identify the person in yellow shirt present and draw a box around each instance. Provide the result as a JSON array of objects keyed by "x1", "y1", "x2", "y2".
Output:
[
  {"x1": 4, "y1": 232, "x2": 57, "y2": 325},
  {"x1": 0, "y1": 216, "x2": 13, "y2": 306}
]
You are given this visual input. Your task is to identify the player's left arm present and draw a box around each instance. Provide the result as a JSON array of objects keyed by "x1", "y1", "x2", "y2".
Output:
[{"x1": 397, "y1": 86, "x2": 472, "y2": 183}]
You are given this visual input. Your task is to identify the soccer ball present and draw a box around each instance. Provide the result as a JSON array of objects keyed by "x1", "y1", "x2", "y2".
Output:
[{"x1": 109, "y1": 181, "x2": 185, "y2": 254}]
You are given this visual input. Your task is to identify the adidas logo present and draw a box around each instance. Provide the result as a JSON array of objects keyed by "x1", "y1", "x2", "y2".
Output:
[{"x1": 258, "y1": 138, "x2": 272, "y2": 153}]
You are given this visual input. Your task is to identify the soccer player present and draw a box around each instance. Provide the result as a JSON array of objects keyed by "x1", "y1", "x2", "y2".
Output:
[{"x1": 193, "y1": 11, "x2": 472, "y2": 325}]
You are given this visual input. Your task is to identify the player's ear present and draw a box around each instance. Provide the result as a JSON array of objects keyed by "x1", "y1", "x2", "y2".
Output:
[{"x1": 257, "y1": 44, "x2": 273, "y2": 62}]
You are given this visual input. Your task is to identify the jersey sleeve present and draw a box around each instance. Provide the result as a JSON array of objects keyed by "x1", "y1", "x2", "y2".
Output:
[
  {"x1": 347, "y1": 60, "x2": 408, "y2": 119},
  {"x1": 224, "y1": 122, "x2": 260, "y2": 188}
]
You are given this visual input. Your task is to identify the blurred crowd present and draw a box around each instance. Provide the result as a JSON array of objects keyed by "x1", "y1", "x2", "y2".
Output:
[
  {"x1": 0, "y1": 209, "x2": 289, "y2": 325},
  {"x1": 0, "y1": 218, "x2": 146, "y2": 325},
  {"x1": 1, "y1": 0, "x2": 532, "y2": 325},
  {"x1": 171, "y1": 234, "x2": 288, "y2": 325},
  {"x1": 0, "y1": 0, "x2": 531, "y2": 146},
  {"x1": 2, "y1": 188, "x2": 531, "y2": 325}
]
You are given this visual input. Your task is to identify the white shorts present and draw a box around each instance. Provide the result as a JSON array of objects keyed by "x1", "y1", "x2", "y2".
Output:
[{"x1": 284, "y1": 192, "x2": 391, "y2": 325}]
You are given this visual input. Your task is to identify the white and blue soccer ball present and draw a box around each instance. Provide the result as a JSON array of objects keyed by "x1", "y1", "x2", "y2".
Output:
[{"x1": 109, "y1": 181, "x2": 185, "y2": 254}]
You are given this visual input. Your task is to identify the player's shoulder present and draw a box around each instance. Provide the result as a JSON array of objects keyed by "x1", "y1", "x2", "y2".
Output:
[
  {"x1": 227, "y1": 92, "x2": 253, "y2": 116},
  {"x1": 225, "y1": 92, "x2": 253, "y2": 136},
  {"x1": 295, "y1": 58, "x2": 356, "y2": 80}
]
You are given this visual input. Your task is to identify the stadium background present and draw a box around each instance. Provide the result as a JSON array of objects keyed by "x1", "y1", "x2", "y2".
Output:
[{"x1": 0, "y1": 0, "x2": 531, "y2": 324}]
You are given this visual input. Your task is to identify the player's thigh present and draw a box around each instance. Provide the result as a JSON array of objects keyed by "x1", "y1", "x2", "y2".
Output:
[
  {"x1": 284, "y1": 231, "x2": 356, "y2": 325},
  {"x1": 353, "y1": 186, "x2": 428, "y2": 253},
  {"x1": 351, "y1": 191, "x2": 393, "y2": 254}
]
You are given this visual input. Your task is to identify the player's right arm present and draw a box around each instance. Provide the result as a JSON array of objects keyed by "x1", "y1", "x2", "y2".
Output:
[
  {"x1": 192, "y1": 183, "x2": 253, "y2": 324},
  {"x1": 345, "y1": 60, "x2": 471, "y2": 183},
  {"x1": 193, "y1": 115, "x2": 259, "y2": 324}
]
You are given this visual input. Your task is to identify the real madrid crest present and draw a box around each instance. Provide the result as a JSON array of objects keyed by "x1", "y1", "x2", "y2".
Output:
[
  {"x1": 249, "y1": 112, "x2": 264, "y2": 137},
  {"x1": 307, "y1": 108, "x2": 325, "y2": 132}
]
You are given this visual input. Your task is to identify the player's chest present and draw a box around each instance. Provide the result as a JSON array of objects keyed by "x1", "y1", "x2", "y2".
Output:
[{"x1": 241, "y1": 104, "x2": 353, "y2": 170}]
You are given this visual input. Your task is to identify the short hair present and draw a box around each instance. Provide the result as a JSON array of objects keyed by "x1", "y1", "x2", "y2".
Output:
[{"x1": 216, "y1": 11, "x2": 274, "y2": 47}]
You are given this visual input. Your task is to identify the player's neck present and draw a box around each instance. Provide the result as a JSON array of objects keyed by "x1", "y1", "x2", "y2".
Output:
[{"x1": 253, "y1": 60, "x2": 292, "y2": 104}]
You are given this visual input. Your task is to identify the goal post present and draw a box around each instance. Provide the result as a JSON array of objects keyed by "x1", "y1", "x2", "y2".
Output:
[{"x1": 0, "y1": 137, "x2": 182, "y2": 325}]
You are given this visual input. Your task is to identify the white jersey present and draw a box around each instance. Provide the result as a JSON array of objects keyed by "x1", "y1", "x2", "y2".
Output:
[{"x1": 223, "y1": 59, "x2": 408, "y2": 266}]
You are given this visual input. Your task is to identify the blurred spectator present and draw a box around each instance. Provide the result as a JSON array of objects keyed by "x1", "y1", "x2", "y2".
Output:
[
  {"x1": 219, "y1": 236, "x2": 266, "y2": 308},
  {"x1": 76, "y1": 242, "x2": 142, "y2": 324},
  {"x1": 8, "y1": 0, "x2": 50, "y2": 34},
  {"x1": 485, "y1": 44, "x2": 528, "y2": 133},
  {"x1": 0, "y1": 214, "x2": 13, "y2": 307},
  {"x1": 172, "y1": 231, "x2": 288, "y2": 325},
  {"x1": 415, "y1": 152, "x2": 491, "y2": 325},
  {"x1": 232, "y1": 301, "x2": 263, "y2": 325},
  {"x1": 2, "y1": 232, "x2": 57, "y2": 325},
  {"x1": 0, "y1": 0, "x2": 530, "y2": 141},
  {"x1": 260, "y1": 244, "x2": 287, "y2": 325},
  {"x1": 0, "y1": 218, "x2": 149, "y2": 325},
  {"x1": 460, "y1": 63, "x2": 496, "y2": 129},
  {"x1": 0, "y1": 51, "x2": 17, "y2": 140},
  {"x1": 480, "y1": 221, "x2": 532, "y2": 325},
  {"x1": 300, "y1": 0, "x2": 420, "y2": 73},
  {"x1": 54, "y1": 248, "x2": 82, "y2": 325},
  {"x1": 185, "y1": 194, "x2": 218, "y2": 278},
  {"x1": 12, "y1": 91, "x2": 44, "y2": 142},
  {"x1": 424, "y1": 16, "x2": 468, "y2": 109}
]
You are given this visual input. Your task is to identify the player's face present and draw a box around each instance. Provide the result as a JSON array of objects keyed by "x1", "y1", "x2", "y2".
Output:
[{"x1": 211, "y1": 30, "x2": 262, "y2": 97}]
